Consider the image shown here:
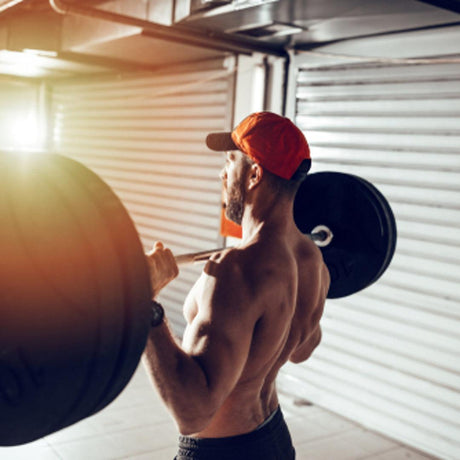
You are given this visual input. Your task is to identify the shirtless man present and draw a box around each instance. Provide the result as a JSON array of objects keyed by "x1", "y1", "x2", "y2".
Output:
[{"x1": 143, "y1": 111, "x2": 330, "y2": 459}]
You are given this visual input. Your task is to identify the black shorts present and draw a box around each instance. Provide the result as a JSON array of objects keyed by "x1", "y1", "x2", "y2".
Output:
[{"x1": 174, "y1": 406, "x2": 295, "y2": 460}]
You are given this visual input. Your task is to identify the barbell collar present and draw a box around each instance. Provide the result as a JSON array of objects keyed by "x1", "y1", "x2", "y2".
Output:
[{"x1": 310, "y1": 225, "x2": 334, "y2": 247}]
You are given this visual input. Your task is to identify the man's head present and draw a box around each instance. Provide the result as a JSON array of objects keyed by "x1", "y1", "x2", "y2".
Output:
[
  {"x1": 207, "y1": 112, "x2": 311, "y2": 225},
  {"x1": 206, "y1": 111, "x2": 311, "y2": 181}
]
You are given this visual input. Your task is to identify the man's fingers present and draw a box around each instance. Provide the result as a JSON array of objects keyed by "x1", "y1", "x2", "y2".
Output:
[
  {"x1": 164, "y1": 248, "x2": 179, "y2": 278},
  {"x1": 146, "y1": 241, "x2": 164, "y2": 257},
  {"x1": 145, "y1": 242, "x2": 179, "y2": 298}
]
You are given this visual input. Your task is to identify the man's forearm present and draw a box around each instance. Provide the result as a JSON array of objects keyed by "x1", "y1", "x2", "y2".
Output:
[{"x1": 142, "y1": 320, "x2": 214, "y2": 434}]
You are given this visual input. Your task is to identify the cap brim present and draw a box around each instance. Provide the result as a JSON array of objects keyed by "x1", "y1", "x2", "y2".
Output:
[{"x1": 206, "y1": 132, "x2": 237, "y2": 151}]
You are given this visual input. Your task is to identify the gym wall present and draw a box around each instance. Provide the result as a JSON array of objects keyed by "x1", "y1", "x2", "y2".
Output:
[
  {"x1": 49, "y1": 57, "x2": 235, "y2": 336},
  {"x1": 279, "y1": 25, "x2": 460, "y2": 460}
]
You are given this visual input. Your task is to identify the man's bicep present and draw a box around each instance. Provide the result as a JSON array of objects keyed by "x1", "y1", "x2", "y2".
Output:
[
  {"x1": 183, "y1": 266, "x2": 258, "y2": 403},
  {"x1": 185, "y1": 307, "x2": 254, "y2": 396}
]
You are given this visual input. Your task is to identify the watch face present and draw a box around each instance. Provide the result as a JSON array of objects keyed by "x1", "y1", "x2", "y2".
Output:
[{"x1": 150, "y1": 301, "x2": 164, "y2": 327}]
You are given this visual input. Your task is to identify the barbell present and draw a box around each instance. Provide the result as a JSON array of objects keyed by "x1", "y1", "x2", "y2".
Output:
[
  {"x1": 0, "y1": 152, "x2": 396, "y2": 446},
  {"x1": 175, "y1": 170, "x2": 396, "y2": 299}
]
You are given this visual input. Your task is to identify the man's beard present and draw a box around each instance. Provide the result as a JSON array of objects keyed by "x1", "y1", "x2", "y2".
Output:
[{"x1": 225, "y1": 177, "x2": 245, "y2": 225}]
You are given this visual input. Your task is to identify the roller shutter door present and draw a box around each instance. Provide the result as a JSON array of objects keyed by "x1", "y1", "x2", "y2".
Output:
[
  {"x1": 280, "y1": 57, "x2": 460, "y2": 459},
  {"x1": 51, "y1": 59, "x2": 234, "y2": 335}
]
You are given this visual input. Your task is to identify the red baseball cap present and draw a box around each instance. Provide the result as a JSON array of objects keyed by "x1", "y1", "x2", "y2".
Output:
[{"x1": 206, "y1": 111, "x2": 310, "y2": 180}]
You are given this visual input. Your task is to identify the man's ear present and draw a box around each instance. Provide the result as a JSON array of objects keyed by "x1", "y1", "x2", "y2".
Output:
[{"x1": 247, "y1": 163, "x2": 263, "y2": 190}]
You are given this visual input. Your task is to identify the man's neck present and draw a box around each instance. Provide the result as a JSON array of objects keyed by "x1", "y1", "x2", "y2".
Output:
[{"x1": 240, "y1": 191, "x2": 295, "y2": 244}]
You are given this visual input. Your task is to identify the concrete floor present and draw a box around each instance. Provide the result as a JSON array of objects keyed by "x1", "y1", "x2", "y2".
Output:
[{"x1": 0, "y1": 365, "x2": 439, "y2": 460}]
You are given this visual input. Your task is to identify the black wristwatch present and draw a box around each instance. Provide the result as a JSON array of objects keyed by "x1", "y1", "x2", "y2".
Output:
[{"x1": 150, "y1": 300, "x2": 164, "y2": 327}]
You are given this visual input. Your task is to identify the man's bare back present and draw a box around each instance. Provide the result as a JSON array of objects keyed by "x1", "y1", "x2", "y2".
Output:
[{"x1": 181, "y1": 226, "x2": 329, "y2": 438}]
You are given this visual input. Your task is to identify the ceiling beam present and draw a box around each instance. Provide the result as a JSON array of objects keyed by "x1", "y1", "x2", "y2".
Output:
[{"x1": 49, "y1": 0, "x2": 287, "y2": 58}]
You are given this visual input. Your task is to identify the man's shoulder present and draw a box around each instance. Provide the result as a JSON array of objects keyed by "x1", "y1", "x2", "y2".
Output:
[
  {"x1": 216, "y1": 242, "x2": 272, "y2": 271},
  {"x1": 203, "y1": 244, "x2": 272, "y2": 292},
  {"x1": 202, "y1": 247, "x2": 248, "y2": 290}
]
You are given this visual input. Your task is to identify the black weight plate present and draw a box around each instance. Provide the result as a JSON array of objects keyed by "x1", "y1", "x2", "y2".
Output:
[
  {"x1": 1, "y1": 153, "x2": 126, "y2": 445},
  {"x1": 353, "y1": 176, "x2": 397, "y2": 286},
  {"x1": 0, "y1": 153, "x2": 151, "y2": 446},
  {"x1": 294, "y1": 171, "x2": 393, "y2": 299}
]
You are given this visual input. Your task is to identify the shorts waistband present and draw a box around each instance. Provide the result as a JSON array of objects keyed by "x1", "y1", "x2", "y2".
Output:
[{"x1": 178, "y1": 406, "x2": 284, "y2": 449}]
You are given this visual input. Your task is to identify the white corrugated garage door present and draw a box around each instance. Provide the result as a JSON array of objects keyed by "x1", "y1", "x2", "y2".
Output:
[
  {"x1": 51, "y1": 58, "x2": 235, "y2": 335},
  {"x1": 280, "y1": 46, "x2": 460, "y2": 459}
]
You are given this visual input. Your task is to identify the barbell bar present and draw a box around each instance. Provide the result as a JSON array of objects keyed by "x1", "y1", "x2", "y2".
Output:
[
  {"x1": 174, "y1": 226, "x2": 333, "y2": 266},
  {"x1": 0, "y1": 152, "x2": 396, "y2": 446}
]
